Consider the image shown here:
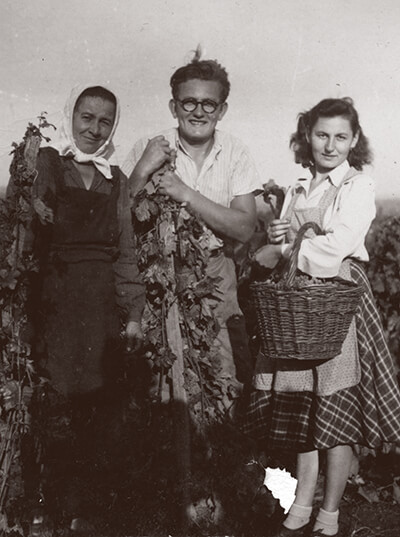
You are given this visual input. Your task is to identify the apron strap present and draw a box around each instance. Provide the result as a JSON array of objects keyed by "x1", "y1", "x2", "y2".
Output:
[
  {"x1": 318, "y1": 166, "x2": 362, "y2": 215},
  {"x1": 285, "y1": 166, "x2": 363, "y2": 239}
]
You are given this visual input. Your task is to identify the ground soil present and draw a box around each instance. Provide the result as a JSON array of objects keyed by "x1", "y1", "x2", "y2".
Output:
[
  {"x1": 14, "y1": 378, "x2": 400, "y2": 537},
  {"x1": 11, "y1": 283, "x2": 400, "y2": 537}
]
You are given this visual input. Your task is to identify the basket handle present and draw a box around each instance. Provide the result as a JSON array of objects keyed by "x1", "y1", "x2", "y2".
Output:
[{"x1": 285, "y1": 222, "x2": 324, "y2": 286}]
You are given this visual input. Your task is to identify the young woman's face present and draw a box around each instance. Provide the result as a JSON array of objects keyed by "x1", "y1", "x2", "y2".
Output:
[
  {"x1": 308, "y1": 116, "x2": 359, "y2": 173},
  {"x1": 72, "y1": 96, "x2": 116, "y2": 154}
]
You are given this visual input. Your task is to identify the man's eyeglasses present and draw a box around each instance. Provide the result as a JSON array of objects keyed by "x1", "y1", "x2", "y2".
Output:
[{"x1": 177, "y1": 98, "x2": 221, "y2": 114}]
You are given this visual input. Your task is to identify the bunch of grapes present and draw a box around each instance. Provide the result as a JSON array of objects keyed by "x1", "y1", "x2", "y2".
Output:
[{"x1": 265, "y1": 273, "x2": 339, "y2": 290}]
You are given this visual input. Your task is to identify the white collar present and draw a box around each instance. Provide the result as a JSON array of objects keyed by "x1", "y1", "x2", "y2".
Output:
[
  {"x1": 295, "y1": 160, "x2": 351, "y2": 193},
  {"x1": 174, "y1": 128, "x2": 222, "y2": 158}
]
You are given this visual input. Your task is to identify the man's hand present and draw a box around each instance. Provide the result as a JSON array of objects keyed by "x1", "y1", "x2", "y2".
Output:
[
  {"x1": 135, "y1": 135, "x2": 175, "y2": 180},
  {"x1": 158, "y1": 170, "x2": 191, "y2": 204},
  {"x1": 124, "y1": 321, "x2": 143, "y2": 354}
]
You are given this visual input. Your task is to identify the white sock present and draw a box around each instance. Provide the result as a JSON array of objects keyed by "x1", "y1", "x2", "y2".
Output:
[
  {"x1": 283, "y1": 503, "x2": 312, "y2": 530},
  {"x1": 313, "y1": 507, "x2": 339, "y2": 536}
]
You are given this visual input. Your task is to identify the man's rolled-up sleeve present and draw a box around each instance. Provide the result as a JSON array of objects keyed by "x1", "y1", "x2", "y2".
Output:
[
  {"x1": 121, "y1": 138, "x2": 147, "y2": 181},
  {"x1": 231, "y1": 143, "x2": 263, "y2": 197}
]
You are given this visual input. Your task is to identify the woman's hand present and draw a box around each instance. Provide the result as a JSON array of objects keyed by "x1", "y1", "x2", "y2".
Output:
[
  {"x1": 267, "y1": 218, "x2": 290, "y2": 244},
  {"x1": 124, "y1": 321, "x2": 143, "y2": 354},
  {"x1": 254, "y1": 244, "x2": 283, "y2": 269},
  {"x1": 33, "y1": 197, "x2": 54, "y2": 224}
]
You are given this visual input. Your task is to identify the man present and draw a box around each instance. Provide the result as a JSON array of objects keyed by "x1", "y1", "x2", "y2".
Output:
[{"x1": 123, "y1": 56, "x2": 261, "y2": 408}]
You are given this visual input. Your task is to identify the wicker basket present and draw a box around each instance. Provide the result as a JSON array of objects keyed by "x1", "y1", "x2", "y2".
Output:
[{"x1": 250, "y1": 222, "x2": 364, "y2": 362}]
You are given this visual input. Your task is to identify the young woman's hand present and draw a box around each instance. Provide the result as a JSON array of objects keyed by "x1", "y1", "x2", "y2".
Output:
[{"x1": 267, "y1": 219, "x2": 290, "y2": 244}]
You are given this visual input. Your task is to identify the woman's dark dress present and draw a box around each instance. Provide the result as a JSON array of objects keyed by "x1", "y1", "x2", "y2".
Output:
[
  {"x1": 28, "y1": 147, "x2": 144, "y2": 522},
  {"x1": 37, "y1": 149, "x2": 121, "y2": 395}
]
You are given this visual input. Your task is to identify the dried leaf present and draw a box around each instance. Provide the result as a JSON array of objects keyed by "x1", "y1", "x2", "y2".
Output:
[
  {"x1": 393, "y1": 479, "x2": 400, "y2": 504},
  {"x1": 135, "y1": 198, "x2": 152, "y2": 222},
  {"x1": 357, "y1": 483, "x2": 380, "y2": 503}
]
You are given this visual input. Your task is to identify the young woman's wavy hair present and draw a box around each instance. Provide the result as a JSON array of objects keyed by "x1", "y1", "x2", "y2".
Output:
[
  {"x1": 290, "y1": 97, "x2": 373, "y2": 170},
  {"x1": 170, "y1": 52, "x2": 230, "y2": 103}
]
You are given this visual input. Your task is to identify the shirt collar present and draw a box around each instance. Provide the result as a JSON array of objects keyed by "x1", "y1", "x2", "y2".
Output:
[
  {"x1": 294, "y1": 160, "x2": 351, "y2": 193},
  {"x1": 174, "y1": 128, "x2": 222, "y2": 158},
  {"x1": 327, "y1": 160, "x2": 350, "y2": 186},
  {"x1": 294, "y1": 168, "x2": 313, "y2": 194}
]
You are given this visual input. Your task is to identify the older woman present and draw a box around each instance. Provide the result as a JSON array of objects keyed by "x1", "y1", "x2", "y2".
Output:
[
  {"x1": 247, "y1": 98, "x2": 400, "y2": 537},
  {"x1": 28, "y1": 85, "x2": 145, "y2": 532}
]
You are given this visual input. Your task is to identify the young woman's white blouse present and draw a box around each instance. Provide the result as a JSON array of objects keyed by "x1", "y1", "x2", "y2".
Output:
[{"x1": 280, "y1": 160, "x2": 376, "y2": 278}]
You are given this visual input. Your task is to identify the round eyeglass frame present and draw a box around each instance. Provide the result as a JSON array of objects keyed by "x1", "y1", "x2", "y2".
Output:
[{"x1": 177, "y1": 98, "x2": 221, "y2": 114}]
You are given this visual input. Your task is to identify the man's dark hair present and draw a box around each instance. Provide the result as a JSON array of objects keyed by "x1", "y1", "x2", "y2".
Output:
[{"x1": 170, "y1": 59, "x2": 230, "y2": 102}]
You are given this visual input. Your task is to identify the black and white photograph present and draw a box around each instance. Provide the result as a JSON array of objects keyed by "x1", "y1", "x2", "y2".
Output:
[{"x1": 1, "y1": 1, "x2": 400, "y2": 536}]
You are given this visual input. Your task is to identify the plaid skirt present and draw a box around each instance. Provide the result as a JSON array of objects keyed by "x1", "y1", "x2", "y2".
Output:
[{"x1": 242, "y1": 262, "x2": 400, "y2": 452}]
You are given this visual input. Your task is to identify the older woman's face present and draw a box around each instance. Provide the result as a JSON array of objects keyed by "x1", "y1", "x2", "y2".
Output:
[
  {"x1": 72, "y1": 96, "x2": 116, "y2": 154},
  {"x1": 309, "y1": 116, "x2": 359, "y2": 173}
]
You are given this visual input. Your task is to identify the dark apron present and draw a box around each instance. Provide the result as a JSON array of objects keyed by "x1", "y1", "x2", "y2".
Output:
[{"x1": 38, "y1": 163, "x2": 121, "y2": 396}]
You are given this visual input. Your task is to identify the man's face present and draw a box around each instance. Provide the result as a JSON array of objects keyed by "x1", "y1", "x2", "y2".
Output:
[{"x1": 169, "y1": 79, "x2": 227, "y2": 146}]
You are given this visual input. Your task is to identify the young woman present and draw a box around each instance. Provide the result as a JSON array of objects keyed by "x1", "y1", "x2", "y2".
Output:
[
  {"x1": 28, "y1": 84, "x2": 145, "y2": 532},
  {"x1": 247, "y1": 98, "x2": 400, "y2": 537}
]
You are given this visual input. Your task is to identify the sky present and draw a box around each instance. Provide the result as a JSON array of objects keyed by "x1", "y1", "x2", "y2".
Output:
[{"x1": 1, "y1": 0, "x2": 400, "y2": 200}]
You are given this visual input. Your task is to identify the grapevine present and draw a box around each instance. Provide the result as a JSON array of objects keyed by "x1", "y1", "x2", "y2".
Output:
[
  {"x1": 133, "y1": 163, "x2": 234, "y2": 428},
  {"x1": 237, "y1": 180, "x2": 287, "y2": 286},
  {"x1": 367, "y1": 216, "x2": 400, "y2": 368},
  {"x1": 261, "y1": 179, "x2": 286, "y2": 219},
  {"x1": 0, "y1": 114, "x2": 54, "y2": 532}
]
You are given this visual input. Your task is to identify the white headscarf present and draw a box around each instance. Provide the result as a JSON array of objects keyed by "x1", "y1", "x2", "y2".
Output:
[{"x1": 51, "y1": 84, "x2": 120, "y2": 179}]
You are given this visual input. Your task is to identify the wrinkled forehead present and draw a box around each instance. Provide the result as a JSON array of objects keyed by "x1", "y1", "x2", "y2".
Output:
[{"x1": 74, "y1": 94, "x2": 116, "y2": 116}]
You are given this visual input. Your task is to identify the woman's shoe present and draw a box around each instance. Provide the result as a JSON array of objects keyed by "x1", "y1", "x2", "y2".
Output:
[
  {"x1": 271, "y1": 523, "x2": 310, "y2": 537},
  {"x1": 69, "y1": 517, "x2": 96, "y2": 534},
  {"x1": 29, "y1": 514, "x2": 54, "y2": 537},
  {"x1": 310, "y1": 531, "x2": 339, "y2": 537}
]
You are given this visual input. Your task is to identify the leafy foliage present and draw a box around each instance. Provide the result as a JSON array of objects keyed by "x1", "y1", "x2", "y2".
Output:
[
  {"x1": 367, "y1": 216, "x2": 400, "y2": 368},
  {"x1": 259, "y1": 179, "x2": 286, "y2": 219},
  {"x1": 236, "y1": 181, "x2": 287, "y2": 287},
  {"x1": 0, "y1": 115, "x2": 54, "y2": 530},
  {"x1": 133, "y1": 163, "x2": 236, "y2": 428}
]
